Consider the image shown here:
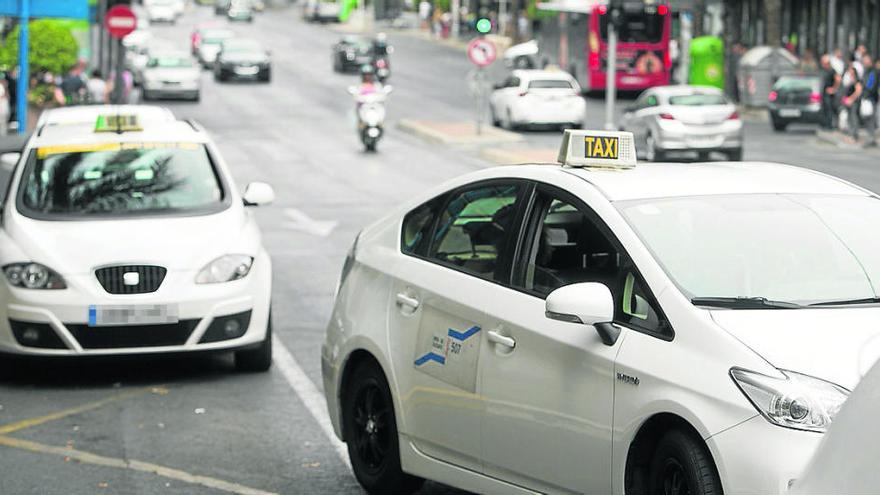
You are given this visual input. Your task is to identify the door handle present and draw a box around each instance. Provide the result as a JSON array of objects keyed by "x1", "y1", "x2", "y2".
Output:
[
  {"x1": 395, "y1": 293, "x2": 420, "y2": 311},
  {"x1": 487, "y1": 330, "x2": 516, "y2": 349}
]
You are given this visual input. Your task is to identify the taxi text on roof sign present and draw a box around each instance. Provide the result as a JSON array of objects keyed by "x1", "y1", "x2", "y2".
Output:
[
  {"x1": 557, "y1": 129, "x2": 637, "y2": 169},
  {"x1": 95, "y1": 114, "x2": 143, "y2": 133}
]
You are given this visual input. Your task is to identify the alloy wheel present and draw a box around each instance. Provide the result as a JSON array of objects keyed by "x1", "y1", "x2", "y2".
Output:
[{"x1": 351, "y1": 382, "x2": 391, "y2": 472}]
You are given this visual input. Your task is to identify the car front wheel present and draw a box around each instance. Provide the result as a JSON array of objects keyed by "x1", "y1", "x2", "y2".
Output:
[
  {"x1": 343, "y1": 360, "x2": 424, "y2": 495},
  {"x1": 649, "y1": 430, "x2": 722, "y2": 495}
]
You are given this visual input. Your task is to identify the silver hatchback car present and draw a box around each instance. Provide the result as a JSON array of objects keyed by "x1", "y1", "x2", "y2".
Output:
[{"x1": 621, "y1": 85, "x2": 744, "y2": 161}]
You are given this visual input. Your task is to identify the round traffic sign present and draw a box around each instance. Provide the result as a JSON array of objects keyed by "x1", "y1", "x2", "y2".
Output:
[
  {"x1": 467, "y1": 38, "x2": 497, "y2": 68},
  {"x1": 105, "y1": 5, "x2": 137, "y2": 39}
]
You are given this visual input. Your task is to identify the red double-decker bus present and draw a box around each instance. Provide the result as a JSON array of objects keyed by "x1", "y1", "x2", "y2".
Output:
[{"x1": 536, "y1": 0, "x2": 672, "y2": 92}]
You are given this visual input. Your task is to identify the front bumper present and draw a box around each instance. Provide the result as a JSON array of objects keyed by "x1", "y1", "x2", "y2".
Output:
[
  {"x1": 143, "y1": 82, "x2": 200, "y2": 99},
  {"x1": 0, "y1": 254, "x2": 272, "y2": 356},
  {"x1": 708, "y1": 415, "x2": 821, "y2": 495},
  {"x1": 218, "y1": 65, "x2": 270, "y2": 80}
]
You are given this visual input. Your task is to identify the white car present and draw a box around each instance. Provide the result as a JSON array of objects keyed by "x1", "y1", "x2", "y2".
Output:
[
  {"x1": 0, "y1": 106, "x2": 274, "y2": 371},
  {"x1": 141, "y1": 50, "x2": 201, "y2": 101},
  {"x1": 490, "y1": 69, "x2": 586, "y2": 130},
  {"x1": 322, "y1": 129, "x2": 879, "y2": 494},
  {"x1": 145, "y1": 0, "x2": 178, "y2": 23}
]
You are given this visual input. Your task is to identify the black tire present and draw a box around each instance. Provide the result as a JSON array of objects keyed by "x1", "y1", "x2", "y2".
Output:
[
  {"x1": 490, "y1": 105, "x2": 500, "y2": 127},
  {"x1": 772, "y1": 118, "x2": 787, "y2": 131},
  {"x1": 727, "y1": 148, "x2": 743, "y2": 161},
  {"x1": 648, "y1": 430, "x2": 722, "y2": 495},
  {"x1": 646, "y1": 133, "x2": 665, "y2": 162},
  {"x1": 260, "y1": 69, "x2": 271, "y2": 83},
  {"x1": 697, "y1": 151, "x2": 711, "y2": 161},
  {"x1": 342, "y1": 361, "x2": 424, "y2": 495},
  {"x1": 141, "y1": 90, "x2": 151, "y2": 101},
  {"x1": 234, "y1": 316, "x2": 272, "y2": 372}
]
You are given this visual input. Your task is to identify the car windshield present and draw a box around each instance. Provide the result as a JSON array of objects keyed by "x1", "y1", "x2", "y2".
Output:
[
  {"x1": 617, "y1": 194, "x2": 880, "y2": 306},
  {"x1": 775, "y1": 78, "x2": 820, "y2": 92},
  {"x1": 18, "y1": 143, "x2": 225, "y2": 218},
  {"x1": 224, "y1": 41, "x2": 262, "y2": 53},
  {"x1": 599, "y1": 12, "x2": 664, "y2": 43},
  {"x1": 148, "y1": 56, "x2": 193, "y2": 68},
  {"x1": 668, "y1": 94, "x2": 728, "y2": 106},
  {"x1": 203, "y1": 31, "x2": 233, "y2": 44},
  {"x1": 529, "y1": 79, "x2": 573, "y2": 89}
]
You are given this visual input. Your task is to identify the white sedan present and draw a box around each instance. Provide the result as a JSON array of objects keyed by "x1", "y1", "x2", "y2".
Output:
[
  {"x1": 0, "y1": 106, "x2": 274, "y2": 371},
  {"x1": 322, "y1": 129, "x2": 878, "y2": 494},
  {"x1": 490, "y1": 69, "x2": 586, "y2": 130}
]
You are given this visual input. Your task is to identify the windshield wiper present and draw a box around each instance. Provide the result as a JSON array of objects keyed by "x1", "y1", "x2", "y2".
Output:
[
  {"x1": 691, "y1": 296, "x2": 802, "y2": 309},
  {"x1": 809, "y1": 297, "x2": 880, "y2": 307}
]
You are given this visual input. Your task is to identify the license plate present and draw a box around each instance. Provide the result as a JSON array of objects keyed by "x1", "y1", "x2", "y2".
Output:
[
  {"x1": 234, "y1": 66, "x2": 259, "y2": 75},
  {"x1": 621, "y1": 76, "x2": 643, "y2": 85},
  {"x1": 779, "y1": 108, "x2": 802, "y2": 118},
  {"x1": 688, "y1": 136, "x2": 723, "y2": 148},
  {"x1": 88, "y1": 305, "x2": 179, "y2": 327}
]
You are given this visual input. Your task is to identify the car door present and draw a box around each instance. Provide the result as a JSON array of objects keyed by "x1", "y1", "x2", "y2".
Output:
[
  {"x1": 478, "y1": 183, "x2": 639, "y2": 493},
  {"x1": 388, "y1": 180, "x2": 529, "y2": 470},
  {"x1": 491, "y1": 76, "x2": 520, "y2": 121}
]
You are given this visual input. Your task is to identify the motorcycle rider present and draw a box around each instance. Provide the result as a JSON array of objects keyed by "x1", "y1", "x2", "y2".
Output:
[{"x1": 357, "y1": 64, "x2": 382, "y2": 97}]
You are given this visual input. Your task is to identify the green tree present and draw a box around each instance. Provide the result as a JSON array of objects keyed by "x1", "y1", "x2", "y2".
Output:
[{"x1": 1, "y1": 19, "x2": 79, "y2": 76}]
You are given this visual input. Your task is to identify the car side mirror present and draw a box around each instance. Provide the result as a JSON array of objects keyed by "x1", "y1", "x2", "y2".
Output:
[
  {"x1": 243, "y1": 182, "x2": 274, "y2": 206},
  {"x1": 545, "y1": 282, "x2": 620, "y2": 346},
  {"x1": 0, "y1": 152, "x2": 20, "y2": 172}
]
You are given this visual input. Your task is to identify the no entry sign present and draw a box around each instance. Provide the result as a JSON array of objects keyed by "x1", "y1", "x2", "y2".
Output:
[
  {"x1": 467, "y1": 38, "x2": 497, "y2": 68},
  {"x1": 105, "y1": 5, "x2": 137, "y2": 39}
]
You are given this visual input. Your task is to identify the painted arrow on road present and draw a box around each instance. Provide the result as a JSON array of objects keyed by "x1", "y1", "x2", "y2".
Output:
[{"x1": 283, "y1": 208, "x2": 338, "y2": 237}]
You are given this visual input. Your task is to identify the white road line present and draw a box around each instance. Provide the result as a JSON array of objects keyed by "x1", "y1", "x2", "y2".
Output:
[{"x1": 272, "y1": 336, "x2": 351, "y2": 467}]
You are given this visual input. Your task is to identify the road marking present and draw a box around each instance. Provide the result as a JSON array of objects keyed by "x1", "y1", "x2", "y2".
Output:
[
  {"x1": 272, "y1": 335, "x2": 350, "y2": 466},
  {"x1": 0, "y1": 435, "x2": 276, "y2": 495},
  {"x1": 0, "y1": 387, "x2": 151, "y2": 435},
  {"x1": 283, "y1": 208, "x2": 338, "y2": 237}
]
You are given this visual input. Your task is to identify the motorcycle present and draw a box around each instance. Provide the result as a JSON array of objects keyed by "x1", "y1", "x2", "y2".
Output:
[
  {"x1": 374, "y1": 56, "x2": 391, "y2": 82},
  {"x1": 348, "y1": 85, "x2": 393, "y2": 152}
]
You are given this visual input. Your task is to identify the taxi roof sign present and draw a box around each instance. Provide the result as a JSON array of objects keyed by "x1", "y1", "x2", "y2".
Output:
[
  {"x1": 557, "y1": 129, "x2": 637, "y2": 169},
  {"x1": 95, "y1": 114, "x2": 143, "y2": 133}
]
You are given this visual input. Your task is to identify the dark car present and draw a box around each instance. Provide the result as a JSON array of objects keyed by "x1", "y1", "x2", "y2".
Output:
[
  {"x1": 332, "y1": 36, "x2": 374, "y2": 73},
  {"x1": 214, "y1": 0, "x2": 231, "y2": 15},
  {"x1": 768, "y1": 75, "x2": 823, "y2": 131},
  {"x1": 214, "y1": 38, "x2": 271, "y2": 82}
]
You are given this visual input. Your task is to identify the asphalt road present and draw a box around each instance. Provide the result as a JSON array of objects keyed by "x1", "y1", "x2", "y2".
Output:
[{"x1": 1, "y1": 3, "x2": 879, "y2": 495}]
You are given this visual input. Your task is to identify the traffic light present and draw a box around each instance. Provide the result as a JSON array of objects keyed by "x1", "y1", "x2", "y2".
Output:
[
  {"x1": 609, "y1": 0, "x2": 624, "y2": 29},
  {"x1": 476, "y1": 17, "x2": 491, "y2": 34}
]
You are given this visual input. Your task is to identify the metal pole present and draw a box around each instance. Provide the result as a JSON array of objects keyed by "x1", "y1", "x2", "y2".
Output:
[
  {"x1": 827, "y1": 0, "x2": 836, "y2": 53},
  {"x1": 451, "y1": 0, "x2": 460, "y2": 39},
  {"x1": 17, "y1": 0, "x2": 30, "y2": 134},
  {"x1": 359, "y1": 0, "x2": 366, "y2": 32},
  {"x1": 476, "y1": 68, "x2": 483, "y2": 135},
  {"x1": 604, "y1": 22, "x2": 617, "y2": 130},
  {"x1": 112, "y1": 39, "x2": 126, "y2": 104},
  {"x1": 499, "y1": 0, "x2": 507, "y2": 36}
]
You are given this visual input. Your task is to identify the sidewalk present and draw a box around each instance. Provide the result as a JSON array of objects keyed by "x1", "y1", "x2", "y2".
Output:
[
  {"x1": 398, "y1": 119, "x2": 523, "y2": 146},
  {"x1": 815, "y1": 129, "x2": 880, "y2": 150}
]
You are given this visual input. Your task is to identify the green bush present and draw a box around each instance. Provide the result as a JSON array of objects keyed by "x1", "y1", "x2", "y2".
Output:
[{"x1": 1, "y1": 19, "x2": 79, "y2": 76}]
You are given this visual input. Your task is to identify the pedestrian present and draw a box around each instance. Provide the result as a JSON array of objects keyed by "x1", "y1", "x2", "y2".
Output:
[
  {"x1": 517, "y1": 10, "x2": 529, "y2": 42},
  {"x1": 820, "y1": 54, "x2": 841, "y2": 129},
  {"x1": 58, "y1": 65, "x2": 87, "y2": 105},
  {"x1": 86, "y1": 69, "x2": 108, "y2": 104},
  {"x1": 841, "y1": 64, "x2": 863, "y2": 142},
  {"x1": 418, "y1": 0, "x2": 430, "y2": 30},
  {"x1": 861, "y1": 54, "x2": 878, "y2": 147},
  {"x1": 831, "y1": 48, "x2": 845, "y2": 75},
  {"x1": 0, "y1": 78, "x2": 9, "y2": 136}
]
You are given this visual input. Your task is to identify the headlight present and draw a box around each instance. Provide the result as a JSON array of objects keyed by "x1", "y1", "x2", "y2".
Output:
[
  {"x1": 3, "y1": 263, "x2": 67, "y2": 289},
  {"x1": 730, "y1": 368, "x2": 849, "y2": 433},
  {"x1": 195, "y1": 255, "x2": 253, "y2": 284}
]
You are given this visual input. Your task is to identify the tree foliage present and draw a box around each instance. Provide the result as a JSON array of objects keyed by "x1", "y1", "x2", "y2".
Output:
[{"x1": 1, "y1": 19, "x2": 79, "y2": 76}]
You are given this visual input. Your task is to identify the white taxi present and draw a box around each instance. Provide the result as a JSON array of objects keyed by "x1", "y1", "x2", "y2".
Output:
[
  {"x1": 0, "y1": 106, "x2": 275, "y2": 371},
  {"x1": 322, "y1": 130, "x2": 880, "y2": 494}
]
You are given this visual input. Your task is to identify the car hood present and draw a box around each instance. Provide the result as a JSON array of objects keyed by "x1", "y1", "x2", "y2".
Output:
[
  {"x1": 144, "y1": 67, "x2": 199, "y2": 81},
  {"x1": 711, "y1": 308, "x2": 880, "y2": 390},
  {"x1": 4, "y1": 207, "x2": 255, "y2": 274},
  {"x1": 665, "y1": 104, "x2": 736, "y2": 125}
]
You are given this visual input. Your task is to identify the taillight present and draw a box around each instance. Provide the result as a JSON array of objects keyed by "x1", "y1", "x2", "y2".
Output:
[
  {"x1": 659, "y1": 113, "x2": 675, "y2": 120},
  {"x1": 376, "y1": 59, "x2": 387, "y2": 68},
  {"x1": 597, "y1": 5, "x2": 607, "y2": 14},
  {"x1": 728, "y1": 111, "x2": 739, "y2": 120},
  {"x1": 768, "y1": 91, "x2": 778, "y2": 102},
  {"x1": 663, "y1": 51, "x2": 671, "y2": 70},
  {"x1": 658, "y1": 4, "x2": 668, "y2": 15},
  {"x1": 809, "y1": 92, "x2": 821, "y2": 103},
  {"x1": 589, "y1": 52, "x2": 600, "y2": 70}
]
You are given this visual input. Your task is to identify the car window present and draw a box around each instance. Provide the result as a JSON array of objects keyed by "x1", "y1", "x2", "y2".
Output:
[
  {"x1": 528, "y1": 79, "x2": 574, "y2": 89},
  {"x1": 401, "y1": 195, "x2": 445, "y2": 257},
  {"x1": 509, "y1": 77, "x2": 521, "y2": 88},
  {"x1": 668, "y1": 94, "x2": 728, "y2": 106},
  {"x1": 428, "y1": 184, "x2": 521, "y2": 281},
  {"x1": 17, "y1": 142, "x2": 226, "y2": 219},
  {"x1": 518, "y1": 191, "x2": 667, "y2": 336}
]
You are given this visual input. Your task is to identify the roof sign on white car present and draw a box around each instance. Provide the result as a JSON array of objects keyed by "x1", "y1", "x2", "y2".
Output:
[
  {"x1": 95, "y1": 114, "x2": 143, "y2": 133},
  {"x1": 557, "y1": 129, "x2": 637, "y2": 169}
]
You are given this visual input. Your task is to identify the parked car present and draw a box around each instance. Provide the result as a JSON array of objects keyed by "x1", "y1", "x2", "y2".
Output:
[
  {"x1": 332, "y1": 36, "x2": 374, "y2": 73},
  {"x1": 621, "y1": 85, "x2": 743, "y2": 161},
  {"x1": 768, "y1": 75, "x2": 824, "y2": 131},
  {"x1": 226, "y1": 0, "x2": 255, "y2": 22},
  {"x1": 302, "y1": 0, "x2": 340, "y2": 22},
  {"x1": 214, "y1": 0, "x2": 231, "y2": 15},
  {"x1": 145, "y1": 0, "x2": 178, "y2": 23},
  {"x1": 489, "y1": 69, "x2": 586, "y2": 130}
]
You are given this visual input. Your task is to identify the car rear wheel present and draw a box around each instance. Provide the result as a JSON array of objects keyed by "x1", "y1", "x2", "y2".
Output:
[
  {"x1": 343, "y1": 361, "x2": 424, "y2": 495},
  {"x1": 234, "y1": 315, "x2": 272, "y2": 372},
  {"x1": 646, "y1": 134, "x2": 665, "y2": 162},
  {"x1": 728, "y1": 148, "x2": 743, "y2": 161},
  {"x1": 649, "y1": 430, "x2": 722, "y2": 495},
  {"x1": 771, "y1": 118, "x2": 788, "y2": 131}
]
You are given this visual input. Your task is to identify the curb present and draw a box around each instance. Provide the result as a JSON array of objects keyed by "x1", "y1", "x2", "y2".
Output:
[
  {"x1": 814, "y1": 129, "x2": 873, "y2": 150},
  {"x1": 398, "y1": 119, "x2": 523, "y2": 146}
]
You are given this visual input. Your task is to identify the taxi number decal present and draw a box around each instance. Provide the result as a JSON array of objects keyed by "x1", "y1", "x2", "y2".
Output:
[{"x1": 584, "y1": 136, "x2": 619, "y2": 160}]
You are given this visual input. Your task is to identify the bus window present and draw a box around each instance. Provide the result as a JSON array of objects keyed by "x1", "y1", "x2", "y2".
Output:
[{"x1": 600, "y1": 13, "x2": 664, "y2": 43}]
